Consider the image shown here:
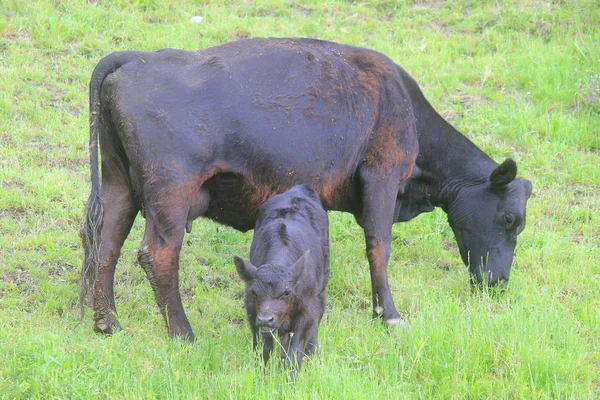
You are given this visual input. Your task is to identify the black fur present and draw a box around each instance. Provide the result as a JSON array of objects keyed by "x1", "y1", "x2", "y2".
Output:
[{"x1": 235, "y1": 185, "x2": 330, "y2": 377}]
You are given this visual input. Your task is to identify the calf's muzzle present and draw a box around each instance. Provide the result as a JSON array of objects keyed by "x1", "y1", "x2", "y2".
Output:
[{"x1": 256, "y1": 312, "x2": 277, "y2": 334}]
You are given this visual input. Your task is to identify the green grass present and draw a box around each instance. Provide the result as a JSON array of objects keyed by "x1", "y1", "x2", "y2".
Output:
[{"x1": 1, "y1": 0, "x2": 599, "y2": 398}]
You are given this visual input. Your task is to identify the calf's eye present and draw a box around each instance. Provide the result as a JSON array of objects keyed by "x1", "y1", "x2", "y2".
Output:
[
  {"x1": 283, "y1": 287, "x2": 292, "y2": 298},
  {"x1": 503, "y1": 213, "x2": 514, "y2": 227},
  {"x1": 249, "y1": 289, "x2": 258, "y2": 300}
]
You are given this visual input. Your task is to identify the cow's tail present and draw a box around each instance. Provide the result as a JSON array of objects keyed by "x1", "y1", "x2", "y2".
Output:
[{"x1": 78, "y1": 51, "x2": 146, "y2": 322}]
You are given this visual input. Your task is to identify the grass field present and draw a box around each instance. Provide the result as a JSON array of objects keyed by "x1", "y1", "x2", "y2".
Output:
[{"x1": 1, "y1": 0, "x2": 599, "y2": 398}]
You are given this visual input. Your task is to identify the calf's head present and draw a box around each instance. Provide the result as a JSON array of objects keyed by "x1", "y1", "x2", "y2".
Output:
[
  {"x1": 446, "y1": 159, "x2": 532, "y2": 287},
  {"x1": 234, "y1": 251, "x2": 309, "y2": 336}
]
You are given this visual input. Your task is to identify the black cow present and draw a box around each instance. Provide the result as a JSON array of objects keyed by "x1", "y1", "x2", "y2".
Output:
[
  {"x1": 234, "y1": 184, "x2": 329, "y2": 375},
  {"x1": 79, "y1": 37, "x2": 532, "y2": 340}
]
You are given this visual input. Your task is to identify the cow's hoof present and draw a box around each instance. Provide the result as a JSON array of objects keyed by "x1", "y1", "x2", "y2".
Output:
[
  {"x1": 168, "y1": 326, "x2": 195, "y2": 342},
  {"x1": 170, "y1": 332, "x2": 195, "y2": 343},
  {"x1": 373, "y1": 306, "x2": 407, "y2": 328},
  {"x1": 384, "y1": 317, "x2": 408, "y2": 329},
  {"x1": 94, "y1": 317, "x2": 121, "y2": 335}
]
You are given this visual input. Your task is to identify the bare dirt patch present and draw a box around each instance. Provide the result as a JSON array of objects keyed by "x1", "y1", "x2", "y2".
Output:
[
  {"x1": 3, "y1": 267, "x2": 36, "y2": 289},
  {"x1": 48, "y1": 262, "x2": 77, "y2": 284},
  {"x1": 412, "y1": 1, "x2": 444, "y2": 9},
  {"x1": 115, "y1": 270, "x2": 145, "y2": 286},
  {"x1": 1, "y1": 180, "x2": 25, "y2": 191},
  {"x1": 1, "y1": 29, "x2": 31, "y2": 46},
  {"x1": 458, "y1": 92, "x2": 489, "y2": 108},
  {"x1": 433, "y1": 21, "x2": 454, "y2": 34},
  {"x1": 293, "y1": 5, "x2": 312, "y2": 17},
  {"x1": 199, "y1": 274, "x2": 233, "y2": 289},
  {"x1": 0, "y1": 208, "x2": 27, "y2": 220}
]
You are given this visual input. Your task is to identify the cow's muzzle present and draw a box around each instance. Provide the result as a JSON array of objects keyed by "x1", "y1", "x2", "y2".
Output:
[{"x1": 470, "y1": 271, "x2": 509, "y2": 294}]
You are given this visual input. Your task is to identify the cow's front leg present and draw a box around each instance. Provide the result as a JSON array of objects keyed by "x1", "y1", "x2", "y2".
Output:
[
  {"x1": 364, "y1": 232, "x2": 403, "y2": 325},
  {"x1": 357, "y1": 170, "x2": 406, "y2": 327},
  {"x1": 138, "y1": 214, "x2": 194, "y2": 341}
]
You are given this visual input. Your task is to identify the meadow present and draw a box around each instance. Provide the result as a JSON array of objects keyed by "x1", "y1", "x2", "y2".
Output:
[{"x1": 1, "y1": 0, "x2": 598, "y2": 398}]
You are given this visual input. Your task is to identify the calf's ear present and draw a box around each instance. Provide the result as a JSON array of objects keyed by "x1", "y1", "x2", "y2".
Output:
[
  {"x1": 291, "y1": 250, "x2": 310, "y2": 284},
  {"x1": 523, "y1": 179, "x2": 533, "y2": 198},
  {"x1": 234, "y1": 256, "x2": 257, "y2": 282},
  {"x1": 490, "y1": 158, "x2": 517, "y2": 189}
]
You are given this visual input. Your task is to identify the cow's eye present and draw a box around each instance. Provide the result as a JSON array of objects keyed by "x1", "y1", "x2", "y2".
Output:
[
  {"x1": 282, "y1": 287, "x2": 293, "y2": 298},
  {"x1": 503, "y1": 213, "x2": 514, "y2": 227}
]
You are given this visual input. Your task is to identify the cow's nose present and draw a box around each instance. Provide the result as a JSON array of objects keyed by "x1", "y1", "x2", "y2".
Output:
[{"x1": 256, "y1": 312, "x2": 275, "y2": 327}]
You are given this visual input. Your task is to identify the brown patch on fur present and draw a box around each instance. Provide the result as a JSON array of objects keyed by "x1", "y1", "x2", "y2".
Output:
[
  {"x1": 258, "y1": 299, "x2": 291, "y2": 323},
  {"x1": 138, "y1": 240, "x2": 182, "y2": 314},
  {"x1": 239, "y1": 168, "x2": 352, "y2": 222},
  {"x1": 204, "y1": 55, "x2": 227, "y2": 70},
  {"x1": 151, "y1": 245, "x2": 181, "y2": 272},
  {"x1": 137, "y1": 243, "x2": 165, "y2": 309},
  {"x1": 318, "y1": 179, "x2": 343, "y2": 209},
  {"x1": 345, "y1": 49, "x2": 396, "y2": 102},
  {"x1": 363, "y1": 122, "x2": 408, "y2": 175},
  {"x1": 316, "y1": 168, "x2": 354, "y2": 210},
  {"x1": 355, "y1": 70, "x2": 381, "y2": 102},
  {"x1": 153, "y1": 180, "x2": 200, "y2": 229},
  {"x1": 242, "y1": 179, "x2": 290, "y2": 220},
  {"x1": 149, "y1": 166, "x2": 223, "y2": 231},
  {"x1": 345, "y1": 49, "x2": 396, "y2": 75},
  {"x1": 366, "y1": 238, "x2": 387, "y2": 268}
]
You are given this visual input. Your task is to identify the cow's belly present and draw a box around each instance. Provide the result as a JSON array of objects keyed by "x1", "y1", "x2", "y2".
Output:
[{"x1": 201, "y1": 171, "x2": 356, "y2": 232}]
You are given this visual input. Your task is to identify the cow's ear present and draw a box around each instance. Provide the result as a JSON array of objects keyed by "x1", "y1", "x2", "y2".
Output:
[
  {"x1": 234, "y1": 256, "x2": 257, "y2": 282},
  {"x1": 291, "y1": 250, "x2": 310, "y2": 284},
  {"x1": 490, "y1": 159, "x2": 517, "y2": 189}
]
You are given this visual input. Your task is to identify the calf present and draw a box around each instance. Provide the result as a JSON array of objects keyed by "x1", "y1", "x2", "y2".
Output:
[{"x1": 234, "y1": 185, "x2": 329, "y2": 374}]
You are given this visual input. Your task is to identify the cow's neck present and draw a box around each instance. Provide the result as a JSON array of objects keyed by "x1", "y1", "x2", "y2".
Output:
[{"x1": 409, "y1": 93, "x2": 498, "y2": 213}]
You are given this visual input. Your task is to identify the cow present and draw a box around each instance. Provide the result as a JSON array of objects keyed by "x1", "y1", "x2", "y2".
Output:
[
  {"x1": 79, "y1": 37, "x2": 532, "y2": 340},
  {"x1": 234, "y1": 184, "x2": 329, "y2": 376}
]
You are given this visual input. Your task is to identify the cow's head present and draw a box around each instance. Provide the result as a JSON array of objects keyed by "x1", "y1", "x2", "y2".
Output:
[
  {"x1": 446, "y1": 159, "x2": 532, "y2": 287},
  {"x1": 234, "y1": 251, "x2": 309, "y2": 337}
]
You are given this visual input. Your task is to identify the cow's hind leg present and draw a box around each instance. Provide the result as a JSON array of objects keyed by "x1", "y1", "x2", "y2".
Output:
[
  {"x1": 93, "y1": 181, "x2": 138, "y2": 334},
  {"x1": 138, "y1": 184, "x2": 209, "y2": 341}
]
